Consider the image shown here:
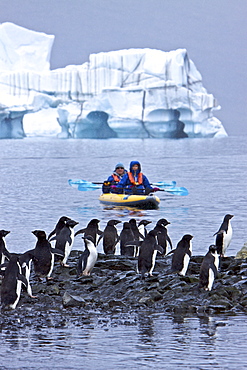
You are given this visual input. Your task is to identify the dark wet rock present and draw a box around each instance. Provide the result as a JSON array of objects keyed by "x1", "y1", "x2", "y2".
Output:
[
  {"x1": 62, "y1": 291, "x2": 86, "y2": 307},
  {"x1": 2, "y1": 252, "x2": 247, "y2": 329}
]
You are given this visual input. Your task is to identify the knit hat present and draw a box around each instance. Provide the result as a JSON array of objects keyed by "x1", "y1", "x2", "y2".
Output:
[{"x1": 115, "y1": 162, "x2": 125, "y2": 169}]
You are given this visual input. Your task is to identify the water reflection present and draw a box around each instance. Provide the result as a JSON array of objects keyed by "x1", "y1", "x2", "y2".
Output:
[
  {"x1": 1, "y1": 313, "x2": 247, "y2": 368},
  {"x1": 137, "y1": 313, "x2": 156, "y2": 345}
]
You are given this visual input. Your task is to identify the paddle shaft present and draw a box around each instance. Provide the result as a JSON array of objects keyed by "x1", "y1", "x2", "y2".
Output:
[{"x1": 68, "y1": 179, "x2": 188, "y2": 195}]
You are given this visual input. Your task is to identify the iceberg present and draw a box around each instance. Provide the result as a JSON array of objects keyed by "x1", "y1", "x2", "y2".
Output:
[{"x1": 0, "y1": 22, "x2": 227, "y2": 139}]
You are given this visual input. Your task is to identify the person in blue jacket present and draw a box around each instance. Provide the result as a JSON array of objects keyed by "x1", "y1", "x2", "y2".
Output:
[
  {"x1": 112, "y1": 160, "x2": 159, "y2": 195},
  {"x1": 102, "y1": 162, "x2": 127, "y2": 193}
]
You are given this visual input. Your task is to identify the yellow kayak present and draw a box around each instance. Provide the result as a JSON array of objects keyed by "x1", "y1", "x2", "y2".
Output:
[{"x1": 99, "y1": 193, "x2": 160, "y2": 209}]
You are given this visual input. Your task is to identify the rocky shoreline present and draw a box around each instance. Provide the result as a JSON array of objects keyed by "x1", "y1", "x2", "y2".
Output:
[{"x1": 1, "y1": 251, "x2": 247, "y2": 329}]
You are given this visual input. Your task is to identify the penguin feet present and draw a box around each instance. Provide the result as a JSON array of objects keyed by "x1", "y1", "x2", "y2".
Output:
[{"x1": 60, "y1": 262, "x2": 70, "y2": 268}]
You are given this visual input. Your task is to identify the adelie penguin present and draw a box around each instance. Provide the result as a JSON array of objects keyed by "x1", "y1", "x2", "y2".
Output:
[
  {"x1": 32, "y1": 230, "x2": 64, "y2": 281},
  {"x1": 0, "y1": 229, "x2": 11, "y2": 266},
  {"x1": 171, "y1": 234, "x2": 193, "y2": 276},
  {"x1": 138, "y1": 220, "x2": 152, "y2": 238},
  {"x1": 129, "y1": 219, "x2": 145, "y2": 241},
  {"x1": 199, "y1": 245, "x2": 219, "y2": 291},
  {"x1": 19, "y1": 250, "x2": 38, "y2": 298},
  {"x1": 50, "y1": 219, "x2": 78, "y2": 267},
  {"x1": 137, "y1": 229, "x2": 164, "y2": 279},
  {"x1": 214, "y1": 214, "x2": 234, "y2": 256},
  {"x1": 153, "y1": 218, "x2": 172, "y2": 255},
  {"x1": 0, "y1": 255, "x2": 28, "y2": 310},
  {"x1": 75, "y1": 219, "x2": 103, "y2": 245},
  {"x1": 77, "y1": 235, "x2": 98, "y2": 276},
  {"x1": 127, "y1": 218, "x2": 145, "y2": 257},
  {"x1": 119, "y1": 222, "x2": 135, "y2": 256},
  {"x1": 48, "y1": 215, "x2": 71, "y2": 246},
  {"x1": 97, "y1": 220, "x2": 121, "y2": 255},
  {"x1": 10, "y1": 250, "x2": 37, "y2": 298}
]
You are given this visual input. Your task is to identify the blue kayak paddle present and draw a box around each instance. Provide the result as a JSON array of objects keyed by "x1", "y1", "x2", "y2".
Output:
[{"x1": 68, "y1": 179, "x2": 189, "y2": 196}]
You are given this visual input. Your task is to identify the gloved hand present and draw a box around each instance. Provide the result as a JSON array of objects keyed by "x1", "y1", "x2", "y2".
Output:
[{"x1": 152, "y1": 187, "x2": 160, "y2": 192}]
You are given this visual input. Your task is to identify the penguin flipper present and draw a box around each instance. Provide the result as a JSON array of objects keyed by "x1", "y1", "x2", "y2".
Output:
[
  {"x1": 75, "y1": 228, "x2": 87, "y2": 237},
  {"x1": 49, "y1": 236, "x2": 57, "y2": 242},
  {"x1": 97, "y1": 233, "x2": 104, "y2": 245},
  {"x1": 77, "y1": 250, "x2": 89, "y2": 276},
  {"x1": 155, "y1": 245, "x2": 164, "y2": 254},
  {"x1": 213, "y1": 229, "x2": 224, "y2": 237},
  {"x1": 167, "y1": 236, "x2": 173, "y2": 250},
  {"x1": 124, "y1": 240, "x2": 140, "y2": 247},
  {"x1": 50, "y1": 247, "x2": 64, "y2": 257},
  {"x1": 48, "y1": 230, "x2": 56, "y2": 240},
  {"x1": 137, "y1": 231, "x2": 145, "y2": 240},
  {"x1": 166, "y1": 249, "x2": 176, "y2": 256},
  {"x1": 17, "y1": 273, "x2": 28, "y2": 287},
  {"x1": 3, "y1": 248, "x2": 11, "y2": 260}
]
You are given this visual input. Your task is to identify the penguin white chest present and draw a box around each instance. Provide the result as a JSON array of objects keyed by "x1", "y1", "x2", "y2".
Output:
[
  {"x1": 10, "y1": 263, "x2": 22, "y2": 309},
  {"x1": 84, "y1": 246, "x2": 98, "y2": 273},
  {"x1": 222, "y1": 222, "x2": 232, "y2": 254},
  {"x1": 207, "y1": 268, "x2": 215, "y2": 291},
  {"x1": 149, "y1": 250, "x2": 157, "y2": 275},
  {"x1": 138, "y1": 225, "x2": 145, "y2": 239},
  {"x1": 213, "y1": 252, "x2": 219, "y2": 271},
  {"x1": 179, "y1": 253, "x2": 190, "y2": 276}
]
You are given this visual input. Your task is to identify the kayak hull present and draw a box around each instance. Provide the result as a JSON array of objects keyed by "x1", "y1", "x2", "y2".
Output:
[{"x1": 99, "y1": 193, "x2": 160, "y2": 210}]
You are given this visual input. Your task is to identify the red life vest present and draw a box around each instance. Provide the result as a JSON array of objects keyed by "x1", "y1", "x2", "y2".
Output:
[
  {"x1": 112, "y1": 174, "x2": 121, "y2": 182},
  {"x1": 127, "y1": 172, "x2": 143, "y2": 185}
]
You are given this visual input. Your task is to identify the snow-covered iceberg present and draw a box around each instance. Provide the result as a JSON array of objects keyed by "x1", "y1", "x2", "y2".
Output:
[{"x1": 0, "y1": 22, "x2": 227, "y2": 139}]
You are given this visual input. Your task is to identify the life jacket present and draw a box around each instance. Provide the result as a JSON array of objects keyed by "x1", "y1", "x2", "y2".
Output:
[
  {"x1": 112, "y1": 174, "x2": 121, "y2": 182},
  {"x1": 127, "y1": 171, "x2": 143, "y2": 186}
]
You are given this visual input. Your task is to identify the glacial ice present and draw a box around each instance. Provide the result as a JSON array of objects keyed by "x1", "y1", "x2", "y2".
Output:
[{"x1": 0, "y1": 22, "x2": 227, "y2": 139}]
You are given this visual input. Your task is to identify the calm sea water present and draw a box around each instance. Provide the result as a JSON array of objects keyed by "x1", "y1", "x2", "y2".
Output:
[
  {"x1": 0, "y1": 135, "x2": 247, "y2": 368},
  {"x1": 0, "y1": 136, "x2": 246, "y2": 255}
]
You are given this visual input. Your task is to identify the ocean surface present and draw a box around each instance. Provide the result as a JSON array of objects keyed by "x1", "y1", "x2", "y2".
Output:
[{"x1": 0, "y1": 135, "x2": 247, "y2": 368}]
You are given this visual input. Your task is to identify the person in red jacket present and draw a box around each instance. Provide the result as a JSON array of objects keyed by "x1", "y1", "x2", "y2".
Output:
[
  {"x1": 113, "y1": 160, "x2": 159, "y2": 195},
  {"x1": 102, "y1": 163, "x2": 127, "y2": 193}
]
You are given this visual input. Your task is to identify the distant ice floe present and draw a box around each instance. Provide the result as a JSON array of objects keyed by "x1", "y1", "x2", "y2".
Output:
[{"x1": 0, "y1": 22, "x2": 227, "y2": 139}]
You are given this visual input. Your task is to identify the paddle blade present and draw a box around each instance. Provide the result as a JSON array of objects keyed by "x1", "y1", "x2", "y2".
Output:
[
  {"x1": 163, "y1": 186, "x2": 189, "y2": 196},
  {"x1": 152, "y1": 181, "x2": 176, "y2": 188},
  {"x1": 68, "y1": 179, "x2": 101, "y2": 191}
]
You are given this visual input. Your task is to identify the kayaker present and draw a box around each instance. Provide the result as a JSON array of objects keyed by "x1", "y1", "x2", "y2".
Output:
[
  {"x1": 102, "y1": 162, "x2": 127, "y2": 193},
  {"x1": 112, "y1": 160, "x2": 160, "y2": 195}
]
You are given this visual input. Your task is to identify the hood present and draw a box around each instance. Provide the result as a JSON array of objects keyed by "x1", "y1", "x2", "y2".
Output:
[{"x1": 129, "y1": 160, "x2": 141, "y2": 174}]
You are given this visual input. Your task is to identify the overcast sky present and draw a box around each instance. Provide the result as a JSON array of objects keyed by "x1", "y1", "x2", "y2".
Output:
[{"x1": 1, "y1": 0, "x2": 246, "y2": 135}]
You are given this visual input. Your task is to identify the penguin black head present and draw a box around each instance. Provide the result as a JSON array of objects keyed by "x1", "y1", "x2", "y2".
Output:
[
  {"x1": 224, "y1": 214, "x2": 234, "y2": 221},
  {"x1": 0, "y1": 230, "x2": 10, "y2": 237},
  {"x1": 107, "y1": 220, "x2": 121, "y2": 226},
  {"x1": 138, "y1": 220, "x2": 152, "y2": 226},
  {"x1": 157, "y1": 219, "x2": 170, "y2": 226},
  {"x1": 88, "y1": 219, "x2": 100, "y2": 225},
  {"x1": 182, "y1": 234, "x2": 193, "y2": 242},
  {"x1": 123, "y1": 222, "x2": 131, "y2": 229},
  {"x1": 148, "y1": 229, "x2": 161, "y2": 237},
  {"x1": 32, "y1": 230, "x2": 47, "y2": 240},
  {"x1": 59, "y1": 216, "x2": 71, "y2": 222},
  {"x1": 208, "y1": 245, "x2": 218, "y2": 253},
  {"x1": 66, "y1": 219, "x2": 79, "y2": 228},
  {"x1": 129, "y1": 219, "x2": 137, "y2": 225}
]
